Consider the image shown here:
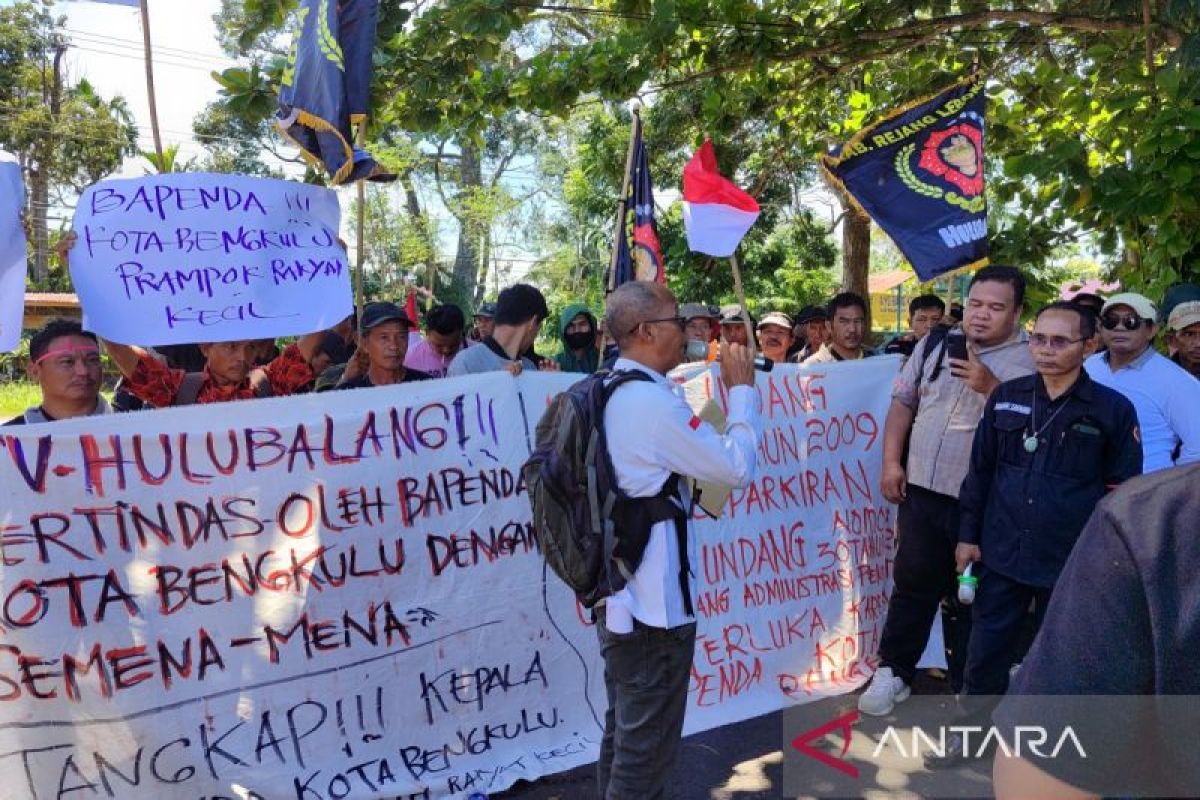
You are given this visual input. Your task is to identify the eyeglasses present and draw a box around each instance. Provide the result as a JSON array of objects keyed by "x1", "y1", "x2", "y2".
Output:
[
  {"x1": 1100, "y1": 313, "x2": 1152, "y2": 331},
  {"x1": 1029, "y1": 333, "x2": 1086, "y2": 351},
  {"x1": 628, "y1": 316, "x2": 687, "y2": 335}
]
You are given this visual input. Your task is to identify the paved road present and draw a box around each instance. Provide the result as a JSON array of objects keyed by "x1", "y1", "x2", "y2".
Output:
[{"x1": 496, "y1": 674, "x2": 993, "y2": 800}]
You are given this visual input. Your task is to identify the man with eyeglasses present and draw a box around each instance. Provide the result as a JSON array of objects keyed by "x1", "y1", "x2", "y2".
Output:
[
  {"x1": 926, "y1": 302, "x2": 1142, "y2": 767},
  {"x1": 596, "y1": 281, "x2": 760, "y2": 800},
  {"x1": 4, "y1": 319, "x2": 113, "y2": 426},
  {"x1": 1084, "y1": 292, "x2": 1200, "y2": 472}
]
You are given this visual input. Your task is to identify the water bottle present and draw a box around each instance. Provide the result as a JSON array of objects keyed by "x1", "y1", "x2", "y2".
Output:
[{"x1": 957, "y1": 562, "x2": 978, "y2": 605}]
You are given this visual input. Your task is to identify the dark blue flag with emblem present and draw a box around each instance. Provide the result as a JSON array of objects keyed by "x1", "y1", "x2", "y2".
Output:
[
  {"x1": 607, "y1": 113, "x2": 663, "y2": 291},
  {"x1": 822, "y1": 73, "x2": 988, "y2": 282},
  {"x1": 276, "y1": 0, "x2": 394, "y2": 185}
]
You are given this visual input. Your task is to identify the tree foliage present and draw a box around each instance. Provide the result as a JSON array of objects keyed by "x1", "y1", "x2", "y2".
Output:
[
  {"x1": 218, "y1": 0, "x2": 1200, "y2": 301},
  {"x1": 0, "y1": 1, "x2": 137, "y2": 286}
]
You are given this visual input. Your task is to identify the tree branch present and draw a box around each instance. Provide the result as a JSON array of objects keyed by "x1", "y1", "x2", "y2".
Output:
[{"x1": 644, "y1": 9, "x2": 1184, "y2": 93}]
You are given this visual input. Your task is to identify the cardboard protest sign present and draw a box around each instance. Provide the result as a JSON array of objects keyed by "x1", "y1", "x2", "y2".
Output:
[
  {"x1": 0, "y1": 360, "x2": 898, "y2": 799},
  {"x1": 0, "y1": 151, "x2": 26, "y2": 352},
  {"x1": 69, "y1": 173, "x2": 351, "y2": 345}
]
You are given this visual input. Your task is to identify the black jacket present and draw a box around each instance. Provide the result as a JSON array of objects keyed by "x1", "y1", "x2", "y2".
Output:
[{"x1": 958, "y1": 370, "x2": 1142, "y2": 587}]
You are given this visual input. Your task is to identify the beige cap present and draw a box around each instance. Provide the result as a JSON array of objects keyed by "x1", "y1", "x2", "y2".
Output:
[
  {"x1": 757, "y1": 311, "x2": 794, "y2": 330},
  {"x1": 1101, "y1": 292, "x2": 1158, "y2": 322},
  {"x1": 719, "y1": 303, "x2": 748, "y2": 323},
  {"x1": 1168, "y1": 300, "x2": 1200, "y2": 332}
]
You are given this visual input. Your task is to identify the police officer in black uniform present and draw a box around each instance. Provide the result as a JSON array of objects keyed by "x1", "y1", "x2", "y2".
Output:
[{"x1": 930, "y1": 301, "x2": 1143, "y2": 767}]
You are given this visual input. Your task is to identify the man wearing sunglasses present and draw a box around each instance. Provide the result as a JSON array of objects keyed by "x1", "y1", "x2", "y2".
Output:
[
  {"x1": 1084, "y1": 292, "x2": 1200, "y2": 472},
  {"x1": 928, "y1": 302, "x2": 1142, "y2": 767},
  {"x1": 4, "y1": 319, "x2": 113, "y2": 426}
]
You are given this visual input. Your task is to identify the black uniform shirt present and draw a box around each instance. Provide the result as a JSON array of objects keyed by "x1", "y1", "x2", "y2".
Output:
[{"x1": 957, "y1": 370, "x2": 1142, "y2": 586}]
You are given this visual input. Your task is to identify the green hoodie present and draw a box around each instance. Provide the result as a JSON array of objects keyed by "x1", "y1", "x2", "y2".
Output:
[{"x1": 555, "y1": 303, "x2": 600, "y2": 373}]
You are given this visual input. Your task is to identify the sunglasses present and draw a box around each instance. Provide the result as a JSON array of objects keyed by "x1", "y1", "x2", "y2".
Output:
[
  {"x1": 1100, "y1": 313, "x2": 1152, "y2": 331},
  {"x1": 629, "y1": 316, "x2": 687, "y2": 335}
]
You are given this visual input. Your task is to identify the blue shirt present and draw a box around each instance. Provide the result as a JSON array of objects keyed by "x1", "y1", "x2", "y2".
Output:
[{"x1": 1085, "y1": 348, "x2": 1200, "y2": 473}]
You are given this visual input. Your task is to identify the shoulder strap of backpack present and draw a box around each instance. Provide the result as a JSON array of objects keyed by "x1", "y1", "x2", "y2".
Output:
[
  {"x1": 915, "y1": 325, "x2": 952, "y2": 394},
  {"x1": 249, "y1": 368, "x2": 273, "y2": 399},
  {"x1": 173, "y1": 372, "x2": 206, "y2": 406}
]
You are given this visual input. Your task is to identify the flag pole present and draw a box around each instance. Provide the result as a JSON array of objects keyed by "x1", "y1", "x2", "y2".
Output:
[
  {"x1": 355, "y1": 122, "x2": 367, "y2": 325},
  {"x1": 607, "y1": 103, "x2": 640, "y2": 293},
  {"x1": 701, "y1": 133, "x2": 756, "y2": 357},
  {"x1": 729, "y1": 251, "x2": 756, "y2": 356},
  {"x1": 138, "y1": 0, "x2": 163, "y2": 160}
]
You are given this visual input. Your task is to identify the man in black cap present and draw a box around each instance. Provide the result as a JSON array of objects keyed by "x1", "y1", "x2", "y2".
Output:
[
  {"x1": 469, "y1": 301, "x2": 497, "y2": 343},
  {"x1": 336, "y1": 301, "x2": 432, "y2": 390},
  {"x1": 718, "y1": 304, "x2": 754, "y2": 347},
  {"x1": 791, "y1": 305, "x2": 829, "y2": 362}
]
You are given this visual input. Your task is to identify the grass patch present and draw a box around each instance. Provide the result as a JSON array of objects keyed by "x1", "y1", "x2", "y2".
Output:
[{"x1": 0, "y1": 381, "x2": 40, "y2": 422}]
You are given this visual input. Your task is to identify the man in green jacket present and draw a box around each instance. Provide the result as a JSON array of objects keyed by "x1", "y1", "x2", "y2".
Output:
[{"x1": 556, "y1": 303, "x2": 601, "y2": 372}]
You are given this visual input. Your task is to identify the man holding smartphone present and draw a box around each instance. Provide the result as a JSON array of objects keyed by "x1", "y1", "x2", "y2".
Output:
[{"x1": 859, "y1": 265, "x2": 1036, "y2": 715}]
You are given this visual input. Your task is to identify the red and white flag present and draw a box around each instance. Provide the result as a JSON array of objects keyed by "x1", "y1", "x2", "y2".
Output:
[{"x1": 681, "y1": 140, "x2": 760, "y2": 257}]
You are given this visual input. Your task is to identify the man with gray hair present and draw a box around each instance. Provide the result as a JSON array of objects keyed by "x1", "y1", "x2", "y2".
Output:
[{"x1": 596, "y1": 281, "x2": 761, "y2": 799}]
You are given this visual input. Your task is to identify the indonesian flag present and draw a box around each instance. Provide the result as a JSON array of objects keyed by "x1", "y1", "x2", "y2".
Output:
[{"x1": 682, "y1": 140, "x2": 760, "y2": 257}]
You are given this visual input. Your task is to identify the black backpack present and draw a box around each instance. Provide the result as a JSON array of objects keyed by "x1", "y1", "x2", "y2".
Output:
[{"x1": 523, "y1": 369, "x2": 688, "y2": 609}]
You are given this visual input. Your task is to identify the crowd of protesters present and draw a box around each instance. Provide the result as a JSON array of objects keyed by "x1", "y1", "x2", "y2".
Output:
[{"x1": 6, "y1": 255, "x2": 1200, "y2": 794}]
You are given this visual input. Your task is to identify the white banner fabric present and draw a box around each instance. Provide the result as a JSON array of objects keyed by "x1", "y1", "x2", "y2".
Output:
[
  {"x1": 0, "y1": 358, "x2": 899, "y2": 799},
  {"x1": 69, "y1": 173, "x2": 351, "y2": 346}
]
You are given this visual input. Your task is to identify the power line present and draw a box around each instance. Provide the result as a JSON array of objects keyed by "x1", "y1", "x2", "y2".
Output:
[
  {"x1": 63, "y1": 27, "x2": 237, "y2": 64},
  {"x1": 69, "y1": 44, "x2": 225, "y2": 73}
]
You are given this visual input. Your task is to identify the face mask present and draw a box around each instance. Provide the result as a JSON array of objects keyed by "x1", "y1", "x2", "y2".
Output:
[
  {"x1": 684, "y1": 338, "x2": 709, "y2": 362},
  {"x1": 564, "y1": 330, "x2": 594, "y2": 350}
]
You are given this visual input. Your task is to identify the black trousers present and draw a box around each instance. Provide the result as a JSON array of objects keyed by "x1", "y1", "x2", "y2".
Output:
[
  {"x1": 965, "y1": 566, "x2": 1053, "y2": 696},
  {"x1": 877, "y1": 484, "x2": 973, "y2": 690}
]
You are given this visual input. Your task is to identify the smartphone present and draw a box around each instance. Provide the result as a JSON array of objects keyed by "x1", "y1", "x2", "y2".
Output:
[{"x1": 946, "y1": 332, "x2": 969, "y2": 362}]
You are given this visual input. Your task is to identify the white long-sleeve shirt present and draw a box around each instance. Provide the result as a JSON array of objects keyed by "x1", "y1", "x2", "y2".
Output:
[{"x1": 602, "y1": 357, "x2": 761, "y2": 631}]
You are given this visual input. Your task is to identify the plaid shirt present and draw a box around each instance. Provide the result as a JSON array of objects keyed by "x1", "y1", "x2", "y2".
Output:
[
  {"x1": 125, "y1": 343, "x2": 314, "y2": 408},
  {"x1": 893, "y1": 327, "x2": 1034, "y2": 497}
]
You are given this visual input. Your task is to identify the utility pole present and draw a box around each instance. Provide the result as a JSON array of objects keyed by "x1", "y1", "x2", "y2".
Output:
[{"x1": 138, "y1": 0, "x2": 163, "y2": 160}]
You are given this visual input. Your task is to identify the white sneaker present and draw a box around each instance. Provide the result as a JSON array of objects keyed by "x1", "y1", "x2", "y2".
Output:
[{"x1": 857, "y1": 666, "x2": 911, "y2": 716}]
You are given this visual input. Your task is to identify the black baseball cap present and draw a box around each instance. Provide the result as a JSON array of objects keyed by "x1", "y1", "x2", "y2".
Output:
[
  {"x1": 475, "y1": 302, "x2": 498, "y2": 318},
  {"x1": 795, "y1": 305, "x2": 828, "y2": 324},
  {"x1": 359, "y1": 301, "x2": 413, "y2": 333}
]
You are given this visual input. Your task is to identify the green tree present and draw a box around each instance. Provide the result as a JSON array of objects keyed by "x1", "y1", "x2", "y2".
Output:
[
  {"x1": 191, "y1": 101, "x2": 285, "y2": 177},
  {"x1": 221, "y1": 1, "x2": 1200, "y2": 302},
  {"x1": 0, "y1": 1, "x2": 137, "y2": 286}
]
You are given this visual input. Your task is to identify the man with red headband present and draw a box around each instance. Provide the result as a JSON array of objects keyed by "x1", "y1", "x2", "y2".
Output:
[{"x1": 4, "y1": 319, "x2": 112, "y2": 426}]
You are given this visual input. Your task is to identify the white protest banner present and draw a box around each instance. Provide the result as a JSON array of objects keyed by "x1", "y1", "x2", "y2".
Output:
[
  {"x1": 0, "y1": 358, "x2": 898, "y2": 799},
  {"x1": 69, "y1": 173, "x2": 351, "y2": 345},
  {"x1": 0, "y1": 151, "x2": 26, "y2": 352}
]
